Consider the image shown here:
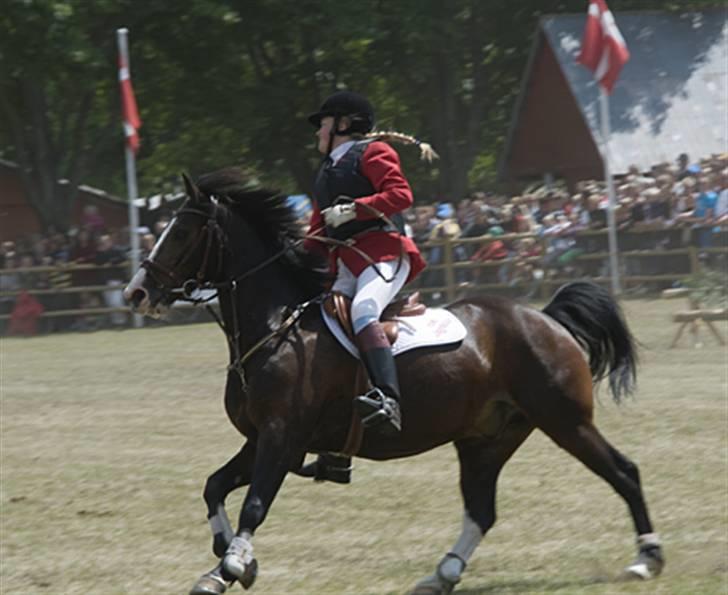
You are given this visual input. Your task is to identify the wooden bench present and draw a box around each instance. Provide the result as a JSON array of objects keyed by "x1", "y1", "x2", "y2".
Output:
[{"x1": 663, "y1": 288, "x2": 727, "y2": 347}]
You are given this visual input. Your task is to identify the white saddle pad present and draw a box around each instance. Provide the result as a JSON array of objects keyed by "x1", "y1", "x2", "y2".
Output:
[{"x1": 320, "y1": 303, "x2": 467, "y2": 359}]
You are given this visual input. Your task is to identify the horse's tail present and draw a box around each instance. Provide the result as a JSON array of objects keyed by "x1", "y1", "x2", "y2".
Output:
[{"x1": 542, "y1": 281, "x2": 637, "y2": 402}]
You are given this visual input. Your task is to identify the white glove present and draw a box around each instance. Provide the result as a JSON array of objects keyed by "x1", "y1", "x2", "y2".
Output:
[{"x1": 322, "y1": 203, "x2": 357, "y2": 228}]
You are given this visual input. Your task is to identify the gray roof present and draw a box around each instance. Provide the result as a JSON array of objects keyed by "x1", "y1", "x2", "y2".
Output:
[{"x1": 526, "y1": 9, "x2": 726, "y2": 175}]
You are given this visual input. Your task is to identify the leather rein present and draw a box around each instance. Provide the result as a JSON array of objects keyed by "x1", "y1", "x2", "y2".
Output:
[{"x1": 140, "y1": 200, "x2": 405, "y2": 389}]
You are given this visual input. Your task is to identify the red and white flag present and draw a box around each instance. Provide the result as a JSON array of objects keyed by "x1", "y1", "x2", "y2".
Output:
[
  {"x1": 577, "y1": 0, "x2": 630, "y2": 93},
  {"x1": 119, "y1": 57, "x2": 141, "y2": 153}
]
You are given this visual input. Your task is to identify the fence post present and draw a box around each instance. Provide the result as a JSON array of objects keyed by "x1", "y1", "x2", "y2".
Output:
[
  {"x1": 444, "y1": 237, "x2": 456, "y2": 302},
  {"x1": 688, "y1": 245, "x2": 699, "y2": 276}
]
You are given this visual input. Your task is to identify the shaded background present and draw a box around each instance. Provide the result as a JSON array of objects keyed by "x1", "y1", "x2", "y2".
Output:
[{"x1": 0, "y1": 0, "x2": 717, "y2": 230}]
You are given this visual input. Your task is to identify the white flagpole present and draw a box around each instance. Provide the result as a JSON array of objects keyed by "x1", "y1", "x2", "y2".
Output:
[
  {"x1": 116, "y1": 28, "x2": 143, "y2": 328},
  {"x1": 599, "y1": 88, "x2": 621, "y2": 295}
]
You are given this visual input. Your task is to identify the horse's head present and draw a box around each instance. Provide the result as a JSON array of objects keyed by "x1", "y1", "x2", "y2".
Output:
[{"x1": 123, "y1": 174, "x2": 224, "y2": 317}]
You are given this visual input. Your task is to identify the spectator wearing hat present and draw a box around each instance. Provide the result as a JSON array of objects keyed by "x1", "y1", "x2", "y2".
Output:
[{"x1": 423, "y1": 202, "x2": 467, "y2": 290}]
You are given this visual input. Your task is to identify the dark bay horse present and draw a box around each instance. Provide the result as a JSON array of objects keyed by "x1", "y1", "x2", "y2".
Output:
[{"x1": 123, "y1": 170, "x2": 664, "y2": 595}]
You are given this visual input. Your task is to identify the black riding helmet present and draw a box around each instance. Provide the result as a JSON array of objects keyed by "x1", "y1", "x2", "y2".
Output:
[{"x1": 307, "y1": 91, "x2": 375, "y2": 135}]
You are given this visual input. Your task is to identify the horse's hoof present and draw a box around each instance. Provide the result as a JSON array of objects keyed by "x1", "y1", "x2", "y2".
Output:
[
  {"x1": 240, "y1": 558, "x2": 258, "y2": 590},
  {"x1": 189, "y1": 572, "x2": 227, "y2": 595},
  {"x1": 223, "y1": 556, "x2": 257, "y2": 589},
  {"x1": 410, "y1": 574, "x2": 456, "y2": 595},
  {"x1": 624, "y1": 545, "x2": 665, "y2": 580}
]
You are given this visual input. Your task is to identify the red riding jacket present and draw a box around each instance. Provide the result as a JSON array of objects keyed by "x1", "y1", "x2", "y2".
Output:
[{"x1": 304, "y1": 141, "x2": 426, "y2": 283}]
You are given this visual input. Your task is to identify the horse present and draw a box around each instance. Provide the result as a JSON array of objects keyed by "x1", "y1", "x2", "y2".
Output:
[{"x1": 123, "y1": 169, "x2": 664, "y2": 595}]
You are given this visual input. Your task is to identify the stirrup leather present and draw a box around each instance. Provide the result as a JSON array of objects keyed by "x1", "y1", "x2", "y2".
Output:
[{"x1": 354, "y1": 387, "x2": 402, "y2": 431}]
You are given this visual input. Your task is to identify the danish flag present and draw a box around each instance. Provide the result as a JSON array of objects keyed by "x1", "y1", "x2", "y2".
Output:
[
  {"x1": 577, "y1": 0, "x2": 630, "y2": 93},
  {"x1": 119, "y1": 57, "x2": 141, "y2": 153}
]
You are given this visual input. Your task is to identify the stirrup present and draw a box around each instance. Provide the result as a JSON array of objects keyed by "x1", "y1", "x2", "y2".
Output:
[{"x1": 354, "y1": 388, "x2": 402, "y2": 434}]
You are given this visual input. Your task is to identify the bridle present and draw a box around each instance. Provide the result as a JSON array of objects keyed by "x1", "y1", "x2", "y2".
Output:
[{"x1": 141, "y1": 205, "x2": 225, "y2": 300}]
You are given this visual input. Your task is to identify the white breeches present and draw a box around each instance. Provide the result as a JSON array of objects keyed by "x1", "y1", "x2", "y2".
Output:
[{"x1": 331, "y1": 257, "x2": 411, "y2": 334}]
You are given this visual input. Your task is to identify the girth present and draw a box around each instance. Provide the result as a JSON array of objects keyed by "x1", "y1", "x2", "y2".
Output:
[{"x1": 323, "y1": 291, "x2": 426, "y2": 344}]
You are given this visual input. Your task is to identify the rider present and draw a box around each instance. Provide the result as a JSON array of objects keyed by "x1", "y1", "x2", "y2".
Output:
[{"x1": 304, "y1": 90, "x2": 427, "y2": 436}]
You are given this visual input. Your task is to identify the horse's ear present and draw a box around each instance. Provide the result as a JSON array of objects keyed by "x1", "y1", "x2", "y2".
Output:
[{"x1": 181, "y1": 172, "x2": 208, "y2": 203}]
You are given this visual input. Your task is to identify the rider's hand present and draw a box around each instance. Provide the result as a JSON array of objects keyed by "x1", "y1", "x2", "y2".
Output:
[{"x1": 322, "y1": 203, "x2": 357, "y2": 228}]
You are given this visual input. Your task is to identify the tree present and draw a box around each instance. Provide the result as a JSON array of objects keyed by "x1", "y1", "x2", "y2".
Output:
[
  {"x1": 1, "y1": 0, "x2": 710, "y2": 231},
  {"x1": 0, "y1": 1, "x2": 126, "y2": 230}
]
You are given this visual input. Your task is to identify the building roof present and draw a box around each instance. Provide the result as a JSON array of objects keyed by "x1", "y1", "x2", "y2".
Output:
[{"x1": 500, "y1": 9, "x2": 727, "y2": 181}]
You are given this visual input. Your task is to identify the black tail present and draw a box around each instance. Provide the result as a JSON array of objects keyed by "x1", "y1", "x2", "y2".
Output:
[{"x1": 543, "y1": 281, "x2": 637, "y2": 402}]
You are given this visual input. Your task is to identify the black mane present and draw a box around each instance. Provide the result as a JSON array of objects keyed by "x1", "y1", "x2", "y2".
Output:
[{"x1": 196, "y1": 168, "x2": 329, "y2": 297}]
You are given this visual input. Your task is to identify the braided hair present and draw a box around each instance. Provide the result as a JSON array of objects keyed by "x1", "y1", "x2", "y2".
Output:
[{"x1": 365, "y1": 130, "x2": 439, "y2": 163}]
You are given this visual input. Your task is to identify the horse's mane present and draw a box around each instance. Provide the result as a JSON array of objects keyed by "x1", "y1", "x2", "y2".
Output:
[{"x1": 196, "y1": 168, "x2": 329, "y2": 297}]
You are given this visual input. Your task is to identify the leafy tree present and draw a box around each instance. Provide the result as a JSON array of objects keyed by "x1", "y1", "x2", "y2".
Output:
[
  {"x1": 0, "y1": 1, "x2": 128, "y2": 229},
  {"x1": 1, "y1": 0, "x2": 714, "y2": 231}
]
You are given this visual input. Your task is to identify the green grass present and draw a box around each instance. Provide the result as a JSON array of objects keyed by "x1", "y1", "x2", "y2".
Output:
[{"x1": 1, "y1": 299, "x2": 726, "y2": 594}]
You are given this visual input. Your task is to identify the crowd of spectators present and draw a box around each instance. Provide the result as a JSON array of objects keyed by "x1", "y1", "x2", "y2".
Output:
[
  {"x1": 0, "y1": 205, "x2": 171, "y2": 335},
  {"x1": 406, "y1": 152, "x2": 727, "y2": 298},
  {"x1": 2, "y1": 153, "x2": 726, "y2": 334}
]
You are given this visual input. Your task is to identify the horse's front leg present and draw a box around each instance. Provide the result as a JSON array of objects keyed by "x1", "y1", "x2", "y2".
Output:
[
  {"x1": 222, "y1": 420, "x2": 296, "y2": 589},
  {"x1": 204, "y1": 441, "x2": 257, "y2": 557},
  {"x1": 190, "y1": 442, "x2": 257, "y2": 595}
]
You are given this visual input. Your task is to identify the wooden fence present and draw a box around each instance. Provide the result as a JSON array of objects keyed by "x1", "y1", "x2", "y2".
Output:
[
  {"x1": 1, "y1": 226, "x2": 726, "y2": 329},
  {"x1": 415, "y1": 227, "x2": 727, "y2": 302}
]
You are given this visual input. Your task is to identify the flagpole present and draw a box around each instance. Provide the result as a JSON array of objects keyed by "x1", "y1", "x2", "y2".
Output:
[
  {"x1": 116, "y1": 28, "x2": 143, "y2": 328},
  {"x1": 599, "y1": 88, "x2": 621, "y2": 295}
]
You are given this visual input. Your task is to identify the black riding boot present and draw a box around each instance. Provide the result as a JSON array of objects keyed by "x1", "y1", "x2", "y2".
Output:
[
  {"x1": 353, "y1": 322, "x2": 402, "y2": 434},
  {"x1": 296, "y1": 453, "x2": 352, "y2": 484}
]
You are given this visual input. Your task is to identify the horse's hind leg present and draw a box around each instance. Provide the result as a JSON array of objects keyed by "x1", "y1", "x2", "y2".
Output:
[
  {"x1": 541, "y1": 419, "x2": 664, "y2": 579},
  {"x1": 190, "y1": 442, "x2": 256, "y2": 595},
  {"x1": 413, "y1": 414, "x2": 533, "y2": 595}
]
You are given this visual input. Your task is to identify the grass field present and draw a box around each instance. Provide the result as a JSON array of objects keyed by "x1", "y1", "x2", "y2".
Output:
[{"x1": 1, "y1": 299, "x2": 726, "y2": 595}]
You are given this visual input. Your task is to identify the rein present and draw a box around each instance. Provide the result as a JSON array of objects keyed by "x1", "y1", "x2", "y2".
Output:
[
  {"x1": 145, "y1": 197, "x2": 405, "y2": 388},
  {"x1": 206, "y1": 288, "x2": 325, "y2": 391}
]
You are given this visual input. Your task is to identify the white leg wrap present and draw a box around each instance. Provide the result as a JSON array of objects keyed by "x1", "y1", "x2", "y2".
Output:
[
  {"x1": 209, "y1": 504, "x2": 235, "y2": 543},
  {"x1": 223, "y1": 532, "x2": 254, "y2": 580},
  {"x1": 636, "y1": 532, "x2": 661, "y2": 548},
  {"x1": 450, "y1": 512, "x2": 483, "y2": 562},
  {"x1": 625, "y1": 532, "x2": 664, "y2": 580},
  {"x1": 414, "y1": 513, "x2": 484, "y2": 593}
]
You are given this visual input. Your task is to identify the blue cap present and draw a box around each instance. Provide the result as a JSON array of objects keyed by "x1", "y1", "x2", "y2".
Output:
[
  {"x1": 436, "y1": 203, "x2": 454, "y2": 218},
  {"x1": 286, "y1": 194, "x2": 311, "y2": 217}
]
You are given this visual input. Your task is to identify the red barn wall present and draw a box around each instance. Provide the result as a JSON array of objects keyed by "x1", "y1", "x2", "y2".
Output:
[
  {"x1": 0, "y1": 163, "x2": 128, "y2": 240},
  {"x1": 505, "y1": 35, "x2": 603, "y2": 185}
]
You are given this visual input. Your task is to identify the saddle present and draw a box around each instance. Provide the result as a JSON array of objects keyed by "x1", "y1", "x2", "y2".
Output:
[{"x1": 323, "y1": 291, "x2": 427, "y2": 344}]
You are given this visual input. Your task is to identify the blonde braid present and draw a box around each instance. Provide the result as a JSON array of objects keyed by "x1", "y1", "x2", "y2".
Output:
[{"x1": 365, "y1": 130, "x2": 439, "y2": 163}]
